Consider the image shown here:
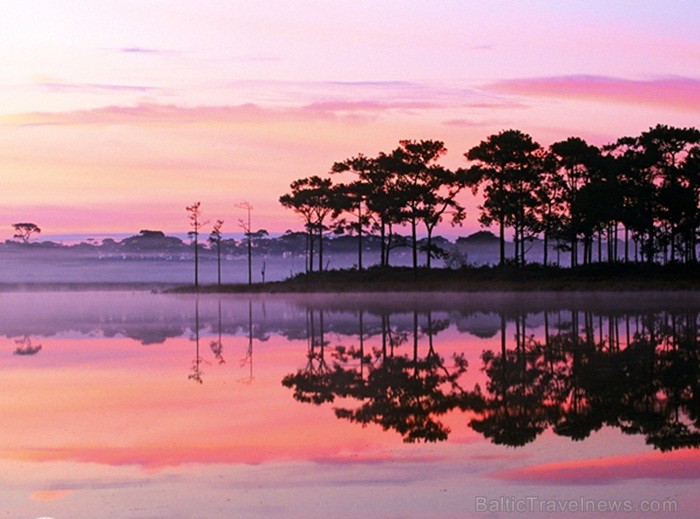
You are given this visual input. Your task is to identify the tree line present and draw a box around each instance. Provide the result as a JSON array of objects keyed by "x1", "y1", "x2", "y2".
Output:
[{"x1": 280, "y1": 124, "x2": 700, "y2": 271}]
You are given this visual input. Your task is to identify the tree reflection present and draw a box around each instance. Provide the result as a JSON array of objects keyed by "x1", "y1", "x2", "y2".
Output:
[
  {"x1": 238, "y1": 298, "x2": 260, "y2": 385},
  {"x1": 210, "y1": 300, "x2": 225, "y2": 365},
  {"x1": 468, "y1": 308, "x2": 700, "y2": 450},
  {"x1": 13, "y1": 336, "x2": 42, "y2": 356},
  {"x1": 283, "y1": 309, "x2": 471, "y2": 442},
  {"x1": 282, "y1": 308, "x2": 343, "y2": 404},
  {"x1": 188, "y1": 297, "x2": 204, "y2": 384},
  {"x1": 469, "y1": 313, "x2": 553, "y2": 446},
  {"x1": 282, "y1": 304, "x2": 699, "y2": 450}
]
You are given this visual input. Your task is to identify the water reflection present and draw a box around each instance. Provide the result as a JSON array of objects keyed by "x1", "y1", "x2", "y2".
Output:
[
  {"x1": 2, "y1": 292, "x2": 698, "y2": 450},
  {"x1": 282, "y1": 309, "x2": 471, "y2": 442},
  {"x1": 209, "y1": 299, "x2": 225, "y2": 365},
  {"x1": 188, "y1": 297, "x2": 204, "y2": 384},
  {"x1": 282, "y1": 304, "x2": 700, "y2": 451},
  {"x1": 12, "y1": 336, "x2": 42, "y2": 356},
  {"x1": 2, "y1": 291, "x2": 697, "y2": 519},
  {"x1": 239, "y1": 298, "x2": 257, "y2": 385}
]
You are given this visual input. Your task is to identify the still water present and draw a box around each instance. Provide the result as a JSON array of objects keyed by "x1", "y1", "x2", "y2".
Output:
[{"x1": 1, "y1": 291, "x2": 698, "y2": 518}]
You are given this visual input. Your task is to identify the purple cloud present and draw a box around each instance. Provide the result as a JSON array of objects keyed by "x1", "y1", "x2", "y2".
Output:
[{"x1": 488, "y1": 75, "x2": 700, "y2": 112}]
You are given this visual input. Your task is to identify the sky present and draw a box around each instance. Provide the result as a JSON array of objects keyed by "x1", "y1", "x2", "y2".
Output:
[{"x1": 1, "y1": 1, "x2": 699, "y2": 240}]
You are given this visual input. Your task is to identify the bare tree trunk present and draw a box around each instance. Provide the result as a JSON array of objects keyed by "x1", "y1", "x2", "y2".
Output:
[
  {"x1": 194, "y1": 238, "x2": 198, "y2": 288},
  {"x1": 308, "y1": 228, "x2": 314, "y2": 273},
  {"x1": 426, "y1": 230, "x2": 433, "y2": 269},
  {"x1": 385, "y1": 226, "x2": 393, "y2": 267},
  {"x1": 318, "y1": 225, "x2": 323, "y2": 272},
  {"x1": 499, "y1": 216, "x2": 505, "y2": 266},
  {"x1": 217, "y1": 244, "x2": 221, "y2": 286},
  {"x1": 543, "y1": 227, "x2": 548, "y2": 266},
  {"x1": 247, "y1": 234, "x2": 252, "y2": 285},
  {"x1": 411, "y1": 216, "x2": 418, "y2": 271},
  {"x1": 670, "y1": 224, "x2": 676, "y2": 263},
  {"x1": 357, "y1": 205, "x2": 363, "y2": 271},
  {"x1": 380, "y1": 220, "x2": 386, "y2": 267}
]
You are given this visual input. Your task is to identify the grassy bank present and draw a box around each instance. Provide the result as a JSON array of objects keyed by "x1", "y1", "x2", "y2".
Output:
[{"x1": 167, "y1": 263, "x2": 700, "y2": 293}]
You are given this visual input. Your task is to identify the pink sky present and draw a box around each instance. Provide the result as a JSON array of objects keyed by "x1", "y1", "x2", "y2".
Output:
[{"x1": 1, "y1": 1, "x2": 699, "y2": 240}]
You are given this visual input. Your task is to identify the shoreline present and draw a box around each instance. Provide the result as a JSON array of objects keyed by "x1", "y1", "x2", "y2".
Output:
[
  {"x1": 169, "y1": 263, "x2": 700, "y2": 294},
  {"x1": 0, "y1": 264, "x2": 697, "y2": 294}
]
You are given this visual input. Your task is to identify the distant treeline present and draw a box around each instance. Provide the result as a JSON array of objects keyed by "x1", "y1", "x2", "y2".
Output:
[
  {"x1": 1, "y1": 227, "x2": 499, "y2": 263},
  {"x1": 280, "y1": 124, "x2": 700, "y2": 271}
]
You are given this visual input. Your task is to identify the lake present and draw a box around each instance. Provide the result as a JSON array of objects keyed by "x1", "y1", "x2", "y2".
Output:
[{"x1": 1, "y1": 291, "x2": 698, "y2": 518}]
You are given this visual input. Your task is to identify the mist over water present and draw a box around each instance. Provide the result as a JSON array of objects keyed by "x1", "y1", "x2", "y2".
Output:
[{"x1": 0, "y1": 239, "x2": 567, "y2": 285}]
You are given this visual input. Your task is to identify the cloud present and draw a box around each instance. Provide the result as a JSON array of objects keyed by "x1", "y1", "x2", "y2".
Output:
[
  {"x1": 3, "y1": 102, "x2": 297, "y2": 127},
  {"x1": 120, "y1": 47, "x2": 160, "y2": 53},
  {"x1": 6, "y1": 445, "x2": 368, "y2": 470},
  {"x1": 488, "y1": 75, "x2": 700, "y2": 112},
  {"x1": 231, "y1": 55, "x2": 282, "y2": 62},
  {"x1": 493, "y1": 449, "x2": 700, "y2": 484},
  {"x1": 37, "y1": 81, "x2": 159, "y2": 94},
  {"x1": 469, "y1": 44, "x2": 496, "y2": 51},
  {"x1": 442, "y1": 118, "x2": 495, "y2": 128},
  {"x1": 327, "y1": 80, "x2": 415, "y2": 88},
  {"x1": 3, "y1": 98, "x2": 445, "y2": 128},
  {"x1": 225, "y1": 79, "x2": 506, "y2": 109},
  {"x1": 31, "y1": 489, "x2": 75, "y2": 501},
  {"x1": 303, "y1": 100, "x2": 438, "y2": 112},
  {"x1": 118, "y1": 47, "x2": 173, "y2": 56},
  {"x1": 3, "y1": 78, "x2": 524, "y2": 129}
]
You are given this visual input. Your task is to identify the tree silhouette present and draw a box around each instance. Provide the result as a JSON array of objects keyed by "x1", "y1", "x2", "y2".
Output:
[
  {"x1": 208, "y1": 219, "x2": 224, "y2": 286},
  {"x1": 465, "y1": 130, "x2": 542, "y2": 266},
  {"x1": 549, "y1": 137, "x2": 601, "y2": 266},
  {"x1": 235, "y1": 202, "x2": 254, "y2": 285},
  {"x1": 364, "y1": 152, "x2": 408, "y2": 267},
  {"x1": 606, "y1": 125, "x2": 700, "y2": 263},
  {"x1": 12, "y1": 222, "x2": 41, "y2": 244},
  {"x1": 185, "y1": 202, "x2": 205, "y2": 289},
  {"x1": 280, "y1": 176, "x2": 341, "y2": 272},
  {"x1": 276, "y1": 124, "x2": 699, "y2": 270},
  {"x1": 532, "y1": 150, "x2": 566, "y2": 266},
  {"x1": 390, "y1": 140, "x2": 451, "y2": 270},
  {"x1": 419, "y1": 164, "x2": 467, "y2": 269},
  {"x1": 331, "y1": 154, "x2": 375, "y2": 270},
  {"x1": 681, "y1": 147, "x2": 700, "y2": 262}
]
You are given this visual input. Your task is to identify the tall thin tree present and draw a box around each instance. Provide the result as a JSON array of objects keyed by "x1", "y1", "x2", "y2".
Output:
[
  {"x1": 186, "y1": 202, "x2": 205, "y2": 289},
  {"x1": 208, "y1": 219, "x2": 224, "y2": 286},
  {"x1": 236, "y1": 202, "x2": 254, "y2": 285}
]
